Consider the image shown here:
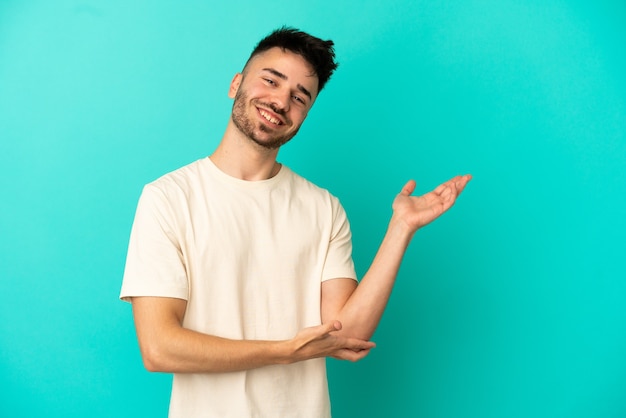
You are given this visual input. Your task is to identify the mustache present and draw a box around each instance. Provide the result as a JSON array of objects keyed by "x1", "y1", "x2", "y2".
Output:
[{"x1": 256, "y1": 101, "x2": 288, "y2": 118}]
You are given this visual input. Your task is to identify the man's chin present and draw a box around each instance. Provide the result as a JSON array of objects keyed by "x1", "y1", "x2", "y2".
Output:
[
  {"x1": 250, "y1": 136, "x2": 291, "y2": 150},
  {"x1": 250, "y1": 128, "x2": 296, "y2": 150}
]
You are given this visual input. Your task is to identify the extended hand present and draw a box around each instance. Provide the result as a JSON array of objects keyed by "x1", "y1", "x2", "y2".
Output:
[
  {"x1": 392, "y1": 175, "x2": 472, "y2": 232},
  {"x1": 289, "y1": 321, "x2": 375, "y2": 363}
]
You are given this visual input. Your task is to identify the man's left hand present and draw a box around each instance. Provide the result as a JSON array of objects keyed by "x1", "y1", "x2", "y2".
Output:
[{"x1": 392, "y1": 174, "x2": 472, "y2": 233}]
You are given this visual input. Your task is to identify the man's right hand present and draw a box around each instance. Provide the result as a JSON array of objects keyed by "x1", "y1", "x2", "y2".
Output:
[{"x1": 287, "y1": 320, "x2": 375, "y2": 363}]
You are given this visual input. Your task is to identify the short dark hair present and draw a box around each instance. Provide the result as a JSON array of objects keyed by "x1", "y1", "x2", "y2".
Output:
[{"x1": 244, "y1": 26, "x2": 338, "y2": 93}]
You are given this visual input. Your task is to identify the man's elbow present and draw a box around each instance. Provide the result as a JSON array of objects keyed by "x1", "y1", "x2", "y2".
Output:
[
  {"x1": 139, "y1": 341, "x2": 172, "y2": 373},
  {"x1": 333, "y1": 320, "x2": 376, "y2": 342}
]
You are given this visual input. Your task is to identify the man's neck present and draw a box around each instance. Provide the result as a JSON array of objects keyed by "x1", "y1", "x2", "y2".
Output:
[{"x1": 209, "y1": 120, "x2": 281, "y2": 181}]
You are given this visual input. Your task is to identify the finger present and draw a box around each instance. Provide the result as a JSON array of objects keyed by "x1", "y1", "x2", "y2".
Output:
[
  {"x1": 320, "y1": 320, "x2": 342, "y2": 334},
  {"x1": 400, "y1": 179, "x2": 416, "y2": 196},
  {"x1": 334, "y1": 347, "x2": 373, "y2": 362},
  {"x1": 432, "y1": 182, "x2": 450, "y2": 196},
  {"x1": 436, "y1": 174, "x2": 471, "y2": 195},
  {"x1": 345, "y1": 338, "x2": 376, "y2": 351},
  {"x1": 453, "y1": 174, "x2": 472, "y2": 194}
]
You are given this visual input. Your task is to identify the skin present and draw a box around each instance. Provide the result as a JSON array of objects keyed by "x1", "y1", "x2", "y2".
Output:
[{"x1": 130, "y1": 47, "x2": 472, "y2": 373}]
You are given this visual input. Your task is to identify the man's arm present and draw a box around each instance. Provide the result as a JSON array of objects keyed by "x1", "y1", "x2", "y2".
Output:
[
  {"x1": 322, "y1": 175, "x2": 472, "y2": 341},
  {"x1": 131, "y1": 296, "x2": 375, "y2": 373}
]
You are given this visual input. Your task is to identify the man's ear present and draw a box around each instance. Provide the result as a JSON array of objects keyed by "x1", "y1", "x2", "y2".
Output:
[{"x1": 228, "y1": 73, "x2": 243, "y2": 99}]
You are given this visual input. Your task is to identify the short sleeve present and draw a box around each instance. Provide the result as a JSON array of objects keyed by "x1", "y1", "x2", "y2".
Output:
[
  {"x1": 120, "y1": 184, "x2": 189, "y2": 302},
  {"x1": 321, "y1": 196, "x2": 357, "y2": 282}
]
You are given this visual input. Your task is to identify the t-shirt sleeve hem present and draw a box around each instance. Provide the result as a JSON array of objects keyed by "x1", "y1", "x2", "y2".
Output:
[
  {"x1": 321, "y1": 269, "x2": 357, "y2": 283},
  {"x1": 119, "y1": 285, "x2": 189, "y2": 303}
]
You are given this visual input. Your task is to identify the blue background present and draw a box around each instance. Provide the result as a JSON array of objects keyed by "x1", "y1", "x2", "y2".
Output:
[{"x1": 1, "y1": 1, "x2": 625, "y2": 417}]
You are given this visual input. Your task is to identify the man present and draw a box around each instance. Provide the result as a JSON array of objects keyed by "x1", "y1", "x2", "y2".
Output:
[{"x1": 121, "y1": 27, "x2": 471, "y2": 417}]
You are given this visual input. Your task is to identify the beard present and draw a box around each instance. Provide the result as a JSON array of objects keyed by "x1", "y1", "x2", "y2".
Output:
[{"x1": 231, "y1": 88, "x2": 300, "y2": 150}]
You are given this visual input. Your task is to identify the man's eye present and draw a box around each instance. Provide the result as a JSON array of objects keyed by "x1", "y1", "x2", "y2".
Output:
[
  {"x1": 293, "y1": 96, "x2": 304, "y2": 104},
  {"x1": 264, "y1": 78, "x2": 276, "y2": 85}
]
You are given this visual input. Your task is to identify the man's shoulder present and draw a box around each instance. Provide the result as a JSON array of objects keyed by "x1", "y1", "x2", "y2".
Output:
[
  {"x1": 146, "y1": 158, "x2": 209, "y2": 191},
  {"x1": 284, "y1": 166, "x2": 329, "y2": 193},
  {"x1": 282, "y1": 166, "x2": 341, "y2": 206}
]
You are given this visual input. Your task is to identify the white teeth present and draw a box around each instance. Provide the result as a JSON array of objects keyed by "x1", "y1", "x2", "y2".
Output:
[{"x1": 260, "y1": 109, "x2": 280, "y2": 125}]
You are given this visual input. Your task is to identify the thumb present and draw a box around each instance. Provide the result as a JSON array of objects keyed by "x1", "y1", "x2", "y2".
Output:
[
  {"x1": 322, "y1": 320, "x2": 342, "y2": 333},
  {"x1": 400, "y1": 180, "x2": 416, "y2": 196}
]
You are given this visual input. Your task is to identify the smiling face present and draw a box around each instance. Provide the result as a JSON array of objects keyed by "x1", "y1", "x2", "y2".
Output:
[{"x1": 228, "y1": 47, "x2": 319, "y2": 150}]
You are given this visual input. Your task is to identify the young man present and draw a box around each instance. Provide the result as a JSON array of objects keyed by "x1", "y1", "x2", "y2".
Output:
[{"x1": 121, "y1": 27, "x2": 471, "y2": 417}]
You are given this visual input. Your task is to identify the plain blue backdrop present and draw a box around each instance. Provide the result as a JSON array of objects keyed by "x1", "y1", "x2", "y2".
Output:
[{"x1": 1, "y1": 1, "x2": 625, "y2": 417}]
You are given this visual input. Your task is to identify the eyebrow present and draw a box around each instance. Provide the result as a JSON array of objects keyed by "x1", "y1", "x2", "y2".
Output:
[{"x1": 262, "y1": 68, "x2": 312, "y2": 101}]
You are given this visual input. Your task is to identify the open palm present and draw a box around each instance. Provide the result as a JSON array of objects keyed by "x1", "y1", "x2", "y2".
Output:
[{"x1": 392, "y1": 175, "x2": 472, "y2": 232}]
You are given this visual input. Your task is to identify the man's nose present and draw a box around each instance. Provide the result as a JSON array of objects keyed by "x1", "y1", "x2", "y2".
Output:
[{"x1": 270, "y1": 88, "x2": 290, "y2": 113}]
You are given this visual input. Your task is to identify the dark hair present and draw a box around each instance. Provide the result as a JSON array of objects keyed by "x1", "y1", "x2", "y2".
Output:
[{"x1": 244, "y1": 26, "x2": 338, "y2": 93}]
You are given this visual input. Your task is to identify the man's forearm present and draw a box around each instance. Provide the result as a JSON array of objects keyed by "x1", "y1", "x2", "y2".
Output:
[
  {"x1": 329, "y1": 175, "x2": 471, "y2": 341},
  {"x1": 132, "y1": 296, "x2": 374, "y2": 374},
  {"x1": 138, "y1": 326, "x2": 292, "y2": 373},
  {"x1": 333, "y1": 216, "x2": 414, "y2": 341}
]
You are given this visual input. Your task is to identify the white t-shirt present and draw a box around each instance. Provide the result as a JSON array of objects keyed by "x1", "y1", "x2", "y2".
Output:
[{"x1": 120, "y1": 157, "x2": 356, "y2": 417}]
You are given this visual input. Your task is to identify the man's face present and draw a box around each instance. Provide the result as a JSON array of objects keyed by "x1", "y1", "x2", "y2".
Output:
[{"x1": 229, "y1": 47, "x2": 319, "y2": 150}]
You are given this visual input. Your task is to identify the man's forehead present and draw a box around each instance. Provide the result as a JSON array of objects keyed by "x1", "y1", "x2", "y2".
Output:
[{"x1": 247, "y1": 48, "x2": 319, "y2": 94}]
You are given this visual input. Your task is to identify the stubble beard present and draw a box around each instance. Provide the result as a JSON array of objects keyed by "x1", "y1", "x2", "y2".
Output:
[{"x1": 231, "y1": 89, "x2": 299, "y2": 150}]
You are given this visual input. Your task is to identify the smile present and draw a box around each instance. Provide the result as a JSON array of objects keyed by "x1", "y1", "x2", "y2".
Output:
[{"x1": 258, "y1": 108, "x2": 283, "y2": 126}]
